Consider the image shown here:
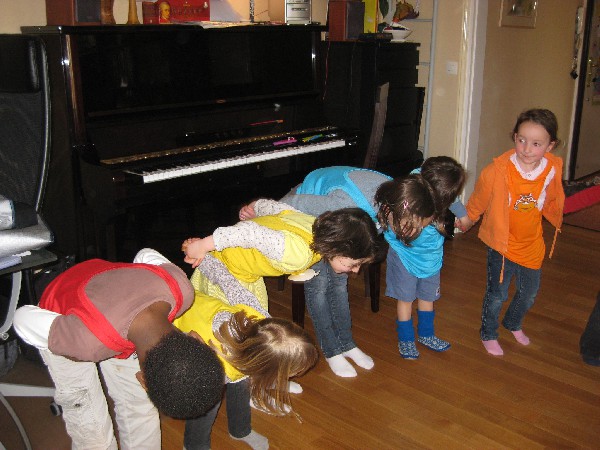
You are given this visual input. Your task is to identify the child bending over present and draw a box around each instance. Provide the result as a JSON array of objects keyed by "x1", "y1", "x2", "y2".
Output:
[
  {"x1": 13, "y1": 249, "x2": 224, "y2": 450},
  {"x1": 184, "y1": 198, "x2": 386, "y2": 378},
  {"x1": 175, "y1": 290, "x2": 318, "y2": 450},
  {"x1": 465, "y1": 108, "x2": 565, "y2": 356},
  {"x1": 279, "y1": 162, "x2": 466, "y2": 363}
]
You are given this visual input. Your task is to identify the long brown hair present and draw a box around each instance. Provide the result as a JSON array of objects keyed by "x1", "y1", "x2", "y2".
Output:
[
  {"x1": 375, "y1": 173, "x2": 437, "y2": 244},
  {"x1": 216, "y1": 311, "x2": 318, "y2": 417}
]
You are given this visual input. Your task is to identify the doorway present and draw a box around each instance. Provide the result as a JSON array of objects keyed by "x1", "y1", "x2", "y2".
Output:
[{"x1": 570, "y1": 0, "x2": 600, "y2": 180}]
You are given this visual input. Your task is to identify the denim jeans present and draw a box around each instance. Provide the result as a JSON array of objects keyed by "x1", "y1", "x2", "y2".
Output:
[
  {"x1": 304, "y1": 259, "x2": 356, "y2": 358},
  {"x1": 184, "y1": 378, "x2": 250, "y2": 450},
  {"x1": 480, "y1": 248, "x2": 541, "y2": 341}
]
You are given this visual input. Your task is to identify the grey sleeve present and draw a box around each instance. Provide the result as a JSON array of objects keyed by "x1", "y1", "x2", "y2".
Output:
[
  {"x1": 449, "y1": 199, "x2": 467, "y2": 218},
  {"x1": 279, "y1": 192, "x2": 341, "y2": 216}
]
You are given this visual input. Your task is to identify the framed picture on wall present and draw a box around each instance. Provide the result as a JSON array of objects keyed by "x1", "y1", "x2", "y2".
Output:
[{"x1": 499, "y1": 0, "x2": 538, "y2": 28}]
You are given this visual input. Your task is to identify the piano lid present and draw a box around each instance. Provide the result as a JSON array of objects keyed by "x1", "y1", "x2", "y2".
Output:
[
  {"x1": 22, "y1": 24, "x2": 328, "y2": 161},
  {"x1": 32, "y1": 24, "x2": 324, "y2": 119}
]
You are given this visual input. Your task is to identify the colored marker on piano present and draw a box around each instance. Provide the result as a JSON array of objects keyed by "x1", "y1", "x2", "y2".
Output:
[
  {"x1": 302, "y1": 134, "x2": 323, "y2": 143},
  {"x1": 273, "y1": 137, "x2": 297, "y2": 146}
]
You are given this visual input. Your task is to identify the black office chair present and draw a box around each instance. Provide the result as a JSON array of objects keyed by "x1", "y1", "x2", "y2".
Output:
[{"x1": 0, "y1": 34, "x2": 57, "y2": 450}]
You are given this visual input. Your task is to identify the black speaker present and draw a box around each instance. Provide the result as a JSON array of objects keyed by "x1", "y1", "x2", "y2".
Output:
[
  {"x1": 328, "y1": 0, "x2": 365, "y2": 41},
  {"x1": 0, "y1": 35, "x2": 50, "y2": 211}
]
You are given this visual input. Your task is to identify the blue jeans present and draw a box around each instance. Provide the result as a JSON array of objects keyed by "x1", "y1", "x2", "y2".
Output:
[
  {"x1": 480, "y1": 248, "x2": 541, "y2": 341},
  {"x1": 304, "y1": 259, "x2": 356, "y2": 358}
]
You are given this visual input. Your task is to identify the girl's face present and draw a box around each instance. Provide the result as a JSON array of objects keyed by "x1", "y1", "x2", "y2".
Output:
[
  {"x1": 514, "y1": 121, "x2": 555, "y2": 171},
  {"x1": 329, "y1": 256, "x2": 367, "y2": 274}
]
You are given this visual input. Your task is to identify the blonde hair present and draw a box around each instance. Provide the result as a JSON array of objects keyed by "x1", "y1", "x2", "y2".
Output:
[{"x1": 216, "y1": 311, "x2": 318, "y2": 417}]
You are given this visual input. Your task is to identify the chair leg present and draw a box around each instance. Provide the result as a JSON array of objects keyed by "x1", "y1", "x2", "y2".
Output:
[
  {"x1": 367, "y1": 263, "x2": 380, "y2": 312},
  {"x1": 291, "y1": 281, "x2": 305, "y2": 328},
  {"x1": 277, "y1": 275, "x2": 286, "y2": 291}
]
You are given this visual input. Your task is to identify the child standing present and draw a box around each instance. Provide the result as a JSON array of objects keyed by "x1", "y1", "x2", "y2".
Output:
[
  {"x1": 13, "y1": 249, "x2": 224, "y2": 450},
  {"x1": 280, "y1": 161, "x2": 467, "y2": 363},
  {"x1": 466, "y1": 108, "x2": 565, "y2": 356},
  {"x1": 174, "y1": 290, "x2": 319, "y2": 450}
]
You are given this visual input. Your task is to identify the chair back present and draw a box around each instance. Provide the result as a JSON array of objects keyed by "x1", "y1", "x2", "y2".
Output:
[{"x1": 0, "y1": 35, "x2": 51, "y2": 212}]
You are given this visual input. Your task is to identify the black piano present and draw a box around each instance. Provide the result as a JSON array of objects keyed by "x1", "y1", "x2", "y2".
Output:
[{"x1": 22, "y1": 24, "x2": 358, "y2": 263}]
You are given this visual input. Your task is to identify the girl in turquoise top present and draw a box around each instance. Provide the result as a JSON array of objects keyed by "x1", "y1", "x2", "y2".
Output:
[{"x1": 280, "y1": 157, "x2": 467, "y2": 363}]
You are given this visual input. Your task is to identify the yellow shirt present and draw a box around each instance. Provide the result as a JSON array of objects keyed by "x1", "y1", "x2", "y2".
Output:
[
  {"x1": 173, "y1": 292, "x2": 264, "y2": 382},
  {"x1": 191, "y1": 210, "x2": 320, "y2": 310}
]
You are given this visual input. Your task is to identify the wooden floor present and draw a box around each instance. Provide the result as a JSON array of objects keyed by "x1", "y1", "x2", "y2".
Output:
[{"x1": 1, "y1": 223, "x2": 599, "y2": 449}]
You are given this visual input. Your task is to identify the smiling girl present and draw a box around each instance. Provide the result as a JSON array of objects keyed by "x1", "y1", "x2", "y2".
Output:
[{"x1": 465, "y1": 108, "x2": 565, "y2": 356}]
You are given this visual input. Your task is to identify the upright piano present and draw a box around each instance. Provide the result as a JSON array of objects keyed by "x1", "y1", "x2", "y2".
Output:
[{"x1": 22, "y1": 24, "x2": 358, "y2": 262}]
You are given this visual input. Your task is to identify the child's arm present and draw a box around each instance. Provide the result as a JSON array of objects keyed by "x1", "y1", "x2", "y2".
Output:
[
  {"x1": 465, "y1": 165, "x2": 495, "y2": 223},
  {"x1": 239, "y1": 199, "x2": 298, "y2": 220},
  {"x1": 279, "y1": 192, "x2": 341, "y2": 217},
  {"x1": 197, "y1": 255, "x2": 269, "y2": 316},
  {"x1": 13, "y1": 305, "x2": 59, "y2": 350},
  {"x1": 449, "y1": 199, "x2": 474, "y2": 233},
  {"x1": 182, "y1": 236, "x2": 215, "y2": 268}
]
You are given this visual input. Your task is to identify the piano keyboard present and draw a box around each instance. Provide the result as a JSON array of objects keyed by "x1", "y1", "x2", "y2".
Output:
[{"x1": 126, "y1": 138, "x2": 346, "y2": 184}]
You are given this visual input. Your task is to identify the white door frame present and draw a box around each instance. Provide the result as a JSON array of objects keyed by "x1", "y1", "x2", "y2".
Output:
[{"x1": 456, "y1": 0, "x2": 487, "y2": 199}]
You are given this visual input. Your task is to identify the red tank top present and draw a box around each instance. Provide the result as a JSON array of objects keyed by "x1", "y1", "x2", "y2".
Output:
[{"x1": 39, "y1": 259, "x2": 183, "y2": 359}]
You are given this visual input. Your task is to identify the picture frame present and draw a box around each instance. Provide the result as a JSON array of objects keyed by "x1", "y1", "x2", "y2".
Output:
[{"x1": 499, "y1": 0, "x2": 538, "y2": 28}]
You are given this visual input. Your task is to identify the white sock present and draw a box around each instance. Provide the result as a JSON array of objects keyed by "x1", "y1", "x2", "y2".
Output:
[
  {"x1": 288, "y1": 381, "x2": 303, "y2": 394},
  {"x1": 133, "y1": 248, "x2": 171, "y2": 265},
  {"x1": 325, "y1": 354, "x2": 357, "y2": 378},
  {"x1": 343, "y1": 347, "x2": 374, "y2": 370},
  {"x1": 230, "y1": 430, "x2": 269, "y2": 450}
]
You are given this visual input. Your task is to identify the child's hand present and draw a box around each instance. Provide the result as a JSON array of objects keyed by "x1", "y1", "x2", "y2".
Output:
[
  {"x1": 455, "y1": 216, "x2": 474, "y2": 233},
  {"x1": 239, "y1": 201, "x2": 257, "y2": 220},
  {"x1": 182, "y1": 237, "x2": 211, "y2": 268}
]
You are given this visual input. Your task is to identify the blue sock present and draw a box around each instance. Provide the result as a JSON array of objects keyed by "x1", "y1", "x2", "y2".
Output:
[
  {"x1": 417, "y1": 309, "x2": 435, "y2": 338},
  {"x1": 396, "y1": 318, "x2": 415, "y2": 342}
]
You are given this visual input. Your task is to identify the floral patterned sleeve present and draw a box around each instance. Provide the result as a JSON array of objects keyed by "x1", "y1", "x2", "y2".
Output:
[
  {"x1": 197, "y1": 254, "x2": 270, "y2": 317},
  {"x1": 253, "y1": 198, "x2": 298, "y2": 216}
]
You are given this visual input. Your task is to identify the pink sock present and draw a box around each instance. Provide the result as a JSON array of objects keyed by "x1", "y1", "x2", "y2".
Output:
[
  {"x1": 482, "y1": 339, "x2": 504, "y2": 356},
  {"x1": 511, "y1": 330, "x2": 530, "y2": 345}
]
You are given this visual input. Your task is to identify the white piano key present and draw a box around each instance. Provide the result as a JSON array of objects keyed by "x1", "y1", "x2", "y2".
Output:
[{"x1": 142, "y1": 138, "x2": 345, "y2": 184}]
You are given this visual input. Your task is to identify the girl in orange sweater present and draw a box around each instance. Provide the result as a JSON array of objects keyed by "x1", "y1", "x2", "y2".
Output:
[{"x1": 465, "y1": 109, "x2": 565, "y2": 356}]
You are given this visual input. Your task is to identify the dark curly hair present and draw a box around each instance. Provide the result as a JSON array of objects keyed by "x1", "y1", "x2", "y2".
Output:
[
  {"x1": 420, "y1": 156, "x2": 466, "y2": 226},
  {"x1": 310, "y1": 207, "x2": 387, "y2": 264},
  {"x1": 143, "y1": 330, "x2": 224, "y2": 419}
]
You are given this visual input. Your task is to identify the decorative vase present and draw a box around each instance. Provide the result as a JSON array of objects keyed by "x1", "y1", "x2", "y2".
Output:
[
  {"x1": 100, "y1": 0, "x2": 116, "y2": 24},
  {"x1": 127, "y1": 0, "x2": 141, "y2": 24}
]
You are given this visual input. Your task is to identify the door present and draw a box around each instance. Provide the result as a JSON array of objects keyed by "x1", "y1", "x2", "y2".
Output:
[{"x1": 571, "y1": 0, "x2": 600, "y2": 179}]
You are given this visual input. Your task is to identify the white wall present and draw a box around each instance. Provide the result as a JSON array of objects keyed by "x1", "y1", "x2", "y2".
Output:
[{"x1": 477, "y1": 0, "x2": 581, "y2": 176}]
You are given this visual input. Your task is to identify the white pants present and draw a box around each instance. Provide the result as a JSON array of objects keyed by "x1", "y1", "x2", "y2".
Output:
[{"x1": 40, "y1": 350, "x2": 161, "y2": 450}]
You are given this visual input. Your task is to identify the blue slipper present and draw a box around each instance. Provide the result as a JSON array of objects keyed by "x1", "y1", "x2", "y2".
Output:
[
  {"x1": 398, "y1": 340, "x2": 419, "y2": 359},
  {"x1": 417, "y1": 335, "x2": 451, "y2": 352}
]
